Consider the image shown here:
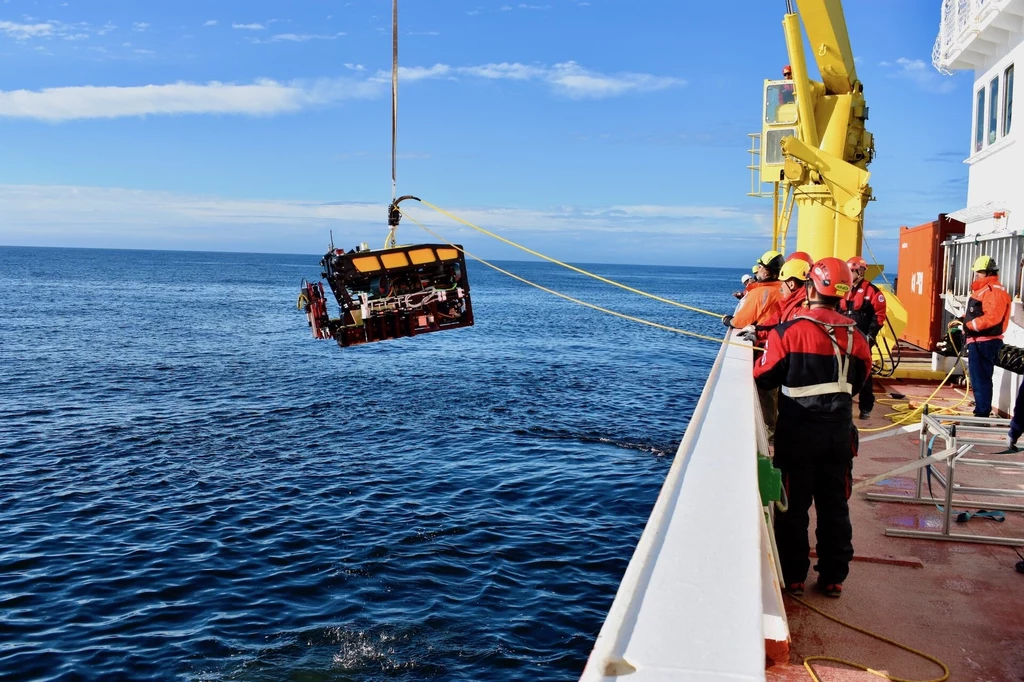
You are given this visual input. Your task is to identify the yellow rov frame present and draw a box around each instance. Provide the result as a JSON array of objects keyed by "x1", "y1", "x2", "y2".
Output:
[{"x1": 748, "y1": 0, "x2": 907, "y2": 352}]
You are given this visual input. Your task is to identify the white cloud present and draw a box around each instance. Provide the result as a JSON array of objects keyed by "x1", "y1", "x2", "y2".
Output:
[
  {"x1": 545, "y1": 61, "x2": 683, "y2": 98},
  {"x1": 0, "y1": 78, "x2": 382, "y2": 121},
  {"x1": 203, "y1": 20, "x2": 218, "y2": 27},
  {"x1": 378, "y1": 64, "x2": 452, "y2": 81},
  {"x1": 882, "y1": 57, "x2": 956, "y2": 94},
  {"x1": 0, "y1": 20, "x2": 53, "y2": 39},
  {"x1": 232, "y1": 23, "x2": 265, "y2": 30},
  {"x1": 0, "y1": 59, "x2": 682, "y2": 123},
  {"x1": 268, "y1": 32, "x2": 344, "y2": 42},
  {"x1": 375, "y1": 60, "x2": 684, "y2": 98},
  {"x1": 132, "y1": 22, "x2": 149, "y2": 32},
  {"x1": 458, "y1": 62, "x2": 545, "y2": 80},
  {"x1": 407, "y1": 30, "x2": 440, "y2": 36},
  {"x1": 0, "y1": 184, "x2": 764, "y2": 251}
]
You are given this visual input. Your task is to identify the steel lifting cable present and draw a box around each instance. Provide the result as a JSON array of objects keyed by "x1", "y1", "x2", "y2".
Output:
[
  {"x1": 397, "y1": 208, "x2": 755, "y2": 349},
  {"x1": 391, "y1": 0, "x2": 399, "y2": 203},
  {"x1": 415, "y1": 199, "x2": 725, "y2": 320},
  {"x1": 788, "y1": 595, "x2": 950, "y2": 682}
]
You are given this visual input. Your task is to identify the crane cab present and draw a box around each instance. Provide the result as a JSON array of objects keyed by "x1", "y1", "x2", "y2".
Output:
[{"x1": 760, "y1": 79, "x2": 800, "y2": 183}]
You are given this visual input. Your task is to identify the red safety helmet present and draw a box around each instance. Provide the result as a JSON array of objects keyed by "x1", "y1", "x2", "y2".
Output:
[
  {"x1": 782, "y1": 64, "x2": 792, "y2": 77},
  {"x1": 846, "y1": 256, "x2": 868, "y2": 272},
  {"x1": 809, "y1": 257, "x2": 852, "y2": 297},
  {"x1": 786, "y1": 250, "x2": 814, "y2": 267}
]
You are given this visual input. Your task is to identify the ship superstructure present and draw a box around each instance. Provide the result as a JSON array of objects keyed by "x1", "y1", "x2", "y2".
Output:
[{"x1": 932, "y1": 0, "x2": 1023, "y2": 414}]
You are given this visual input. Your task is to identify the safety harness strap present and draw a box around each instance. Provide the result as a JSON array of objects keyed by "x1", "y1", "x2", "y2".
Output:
[{"x1": 784, "y1": 316, "x2": 857, "y2": 398}]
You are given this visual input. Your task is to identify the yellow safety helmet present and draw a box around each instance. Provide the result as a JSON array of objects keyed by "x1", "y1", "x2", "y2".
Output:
[
  {"x1": 757, "y1": 250, "x2": 785, "y2": 273},
  {"x1": 752, "y1": 265, "x2": 759, "y2": 274},
  {"x1": 972, "y1": 255, "x2": 998, "y2": 273},
  {"x1": 780, "y1": 259, "x2": 810, "y2": 282}
]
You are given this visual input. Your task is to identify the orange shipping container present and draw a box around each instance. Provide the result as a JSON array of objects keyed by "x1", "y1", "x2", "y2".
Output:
[{"x1": 896, "y1": 214, "x2": 965, "y2": 351}]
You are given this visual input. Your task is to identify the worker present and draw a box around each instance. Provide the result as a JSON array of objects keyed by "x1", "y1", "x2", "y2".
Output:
[
  {"x1": 734, "y1": 273, "x2": 756, "y2": 300},
  {"x1": 724, "y1": 250, "x2": 785, "y2": 331},
  {"x1": 724, "y1": 250, "x2": 786, "y2": 440},
  {"x1": 786, "y1": 250, "x2": 813, "y2": 267},
  {"x1": 779, "y1": 65, "x2": 795, "y2": 103},
  {"x1": 754, "y1": 257, "x2": 872, "y2": 598},
  {"x1": 755, "y1": 258, "x2": 811, "y2": 346},
  {"x1": 840, "y1": 256, "x2": 887, "y2": 419},
  {"x1": 950, "y1": 255, "x2": 1011, "y2": 418}
]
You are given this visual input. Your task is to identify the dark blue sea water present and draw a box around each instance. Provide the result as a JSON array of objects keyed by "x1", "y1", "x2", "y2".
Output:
[{"x1": 1, "y1": 246, "x2": 740, "y2": 681}]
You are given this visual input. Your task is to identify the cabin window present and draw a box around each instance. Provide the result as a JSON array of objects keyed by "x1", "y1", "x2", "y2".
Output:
[
  {"x1": 988, "y1": 76, "x2": 999, "y2": 144},
  {"x1": 1004, "y1": 64, "x2": 1014, "y2": 136},
  {"x1": 764, "y1": 128, "x2": 796, "y2": 165},
  {"x1": 975, "y1": 88, "x2": 985, "y2": 152},
  {"x1": 765, "y1": 82, "x2": 797, "y2": 124}
]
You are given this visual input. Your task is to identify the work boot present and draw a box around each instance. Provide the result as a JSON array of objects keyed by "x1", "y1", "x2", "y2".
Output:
[
  {"x1": 859, "y1": 409, "x2": 871, "y2": 420},
  {"x1": 998, "y1": 435, "x2": 1020, "y2": 454},
  {"x1": 817, "y1": 582, "x2": 842, "y2": 598},
  {"x1": 784, "y1": 582, "x2": 805, "y2": 596}
]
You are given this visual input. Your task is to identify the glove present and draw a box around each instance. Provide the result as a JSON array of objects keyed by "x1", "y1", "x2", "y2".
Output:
[
  {"x1": 866, "y1": 334, "x2": 875, "y2": 346},
  {"x1": 948, "y1": 318, "x2": 964, "y2": 329},
  {"x1": 722, "y1": 314, "x2": 734, "y2": 328},
  {"x1": 732, "y1": 291, "x2": 743, "y2": 300},
  {"x1": 738, "y1": 325, "x2": 757, "y2": 343}
]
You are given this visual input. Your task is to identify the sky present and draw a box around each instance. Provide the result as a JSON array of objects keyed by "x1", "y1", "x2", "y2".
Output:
[{"x1": 0, "y1": 0, "x2": 974, "y2": 268}]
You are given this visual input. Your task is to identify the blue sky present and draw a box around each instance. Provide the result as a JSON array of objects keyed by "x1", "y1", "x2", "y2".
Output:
[{"x1": 0, "y1": 0, "x2": 973, "y2": 268}]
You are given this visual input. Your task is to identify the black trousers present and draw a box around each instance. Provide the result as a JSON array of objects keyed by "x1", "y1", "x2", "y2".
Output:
[
  {"x1": 773, "y1": 418, "x2": 857, "y2": 586},
  {"x1": 859, "y1": 377, "x2": 875, "y2": 414}
]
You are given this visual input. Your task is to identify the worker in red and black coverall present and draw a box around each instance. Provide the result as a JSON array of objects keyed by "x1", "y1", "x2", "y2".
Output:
[
  {"x1": 754, "y1": 257, "x2": 872, "y2": 599},
  {"x1": 840, "y1": 256, "x2": 887, "y2": 419},
  {"x1": 754, "y1": 256, "x2": 812, "y2": 347},
  {"x1": 950, "y1": 255, "x2": 1011, "y2": 418}
]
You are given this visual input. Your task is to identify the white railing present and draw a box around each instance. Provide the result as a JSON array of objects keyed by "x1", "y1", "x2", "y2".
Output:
[
  {"x1": 579, "y1": 333, "x2": 775, "y2": 681},
  {"x1": 933, "y1": 0, "x2": 1011, "y2": 73}
]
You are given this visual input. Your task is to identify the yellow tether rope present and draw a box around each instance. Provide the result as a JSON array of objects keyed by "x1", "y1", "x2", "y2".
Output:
[
  {"x1": 416, "y1": 199, "x2": 724, "y2": 320},
  {"x1": 397, "y1": 208, "x2": 754, "y2": 349},
  {"x1": 789, "y1": 595, "x2": 950, "y2": 682}
]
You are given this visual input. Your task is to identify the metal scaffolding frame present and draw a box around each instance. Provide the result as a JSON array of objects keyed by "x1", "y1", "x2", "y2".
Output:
[{"x1": 864, "y1": 411, "x2": 1024, "y2": 547}]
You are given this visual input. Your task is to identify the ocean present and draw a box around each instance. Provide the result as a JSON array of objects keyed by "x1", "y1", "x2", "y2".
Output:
[{"x1": 1, "y1": 246, "x2": 741, "y2": 681}]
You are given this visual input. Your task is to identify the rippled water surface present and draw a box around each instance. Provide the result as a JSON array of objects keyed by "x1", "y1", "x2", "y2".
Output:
[{"x1": 1, "y1": 246, "x2": 740, "y2": 681}]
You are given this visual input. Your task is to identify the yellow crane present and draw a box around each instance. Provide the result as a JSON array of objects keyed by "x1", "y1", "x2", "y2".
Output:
[{"x1": 750, "y1": 0, "x2": 907, "y2": 351}]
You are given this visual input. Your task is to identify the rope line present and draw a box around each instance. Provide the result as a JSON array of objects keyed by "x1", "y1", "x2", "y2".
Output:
[
  {"x1": 789, "y1": 595, "x2": 950, "y2": 682},
  {"x1": 416, "y1": 199, "x2": 725, "y2": 320},
  {"x1": 397, "y1": 208, "x2": 755, "y2": 349}
]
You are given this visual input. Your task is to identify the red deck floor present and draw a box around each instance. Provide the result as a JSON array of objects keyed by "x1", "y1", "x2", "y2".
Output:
[{"x1": 766, "y1": 379, "x2": 1024, "y2": 682}]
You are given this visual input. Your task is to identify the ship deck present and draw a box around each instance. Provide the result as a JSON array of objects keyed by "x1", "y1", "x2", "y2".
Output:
[{"x1": 767, "y1": 378, "x2": 1024, "y2": 681}]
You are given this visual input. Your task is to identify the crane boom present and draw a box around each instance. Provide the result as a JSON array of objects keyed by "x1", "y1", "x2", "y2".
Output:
[{"x1": 795, "y1": 0, "x2": 858, "y2": 96}]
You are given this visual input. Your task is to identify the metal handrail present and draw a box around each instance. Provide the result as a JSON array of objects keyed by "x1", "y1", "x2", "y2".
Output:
[{"x1": 933, "y1": 0, "x2": 1014, "y2": 71}]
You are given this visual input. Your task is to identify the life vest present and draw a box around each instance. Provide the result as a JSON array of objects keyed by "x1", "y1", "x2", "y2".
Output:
[{"x1": 964, "y1": 280, "x2": 1010, "y2": 340}]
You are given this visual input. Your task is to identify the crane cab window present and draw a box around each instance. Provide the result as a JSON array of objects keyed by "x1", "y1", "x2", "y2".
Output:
[
  {"x1": 765, "y1": 81, "x2": 798, "y2": 125},
  {"x1": 764, "y1": 128, "x2": 796, "y2": 165}
]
